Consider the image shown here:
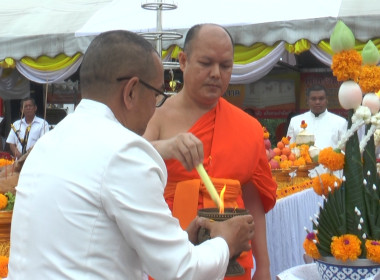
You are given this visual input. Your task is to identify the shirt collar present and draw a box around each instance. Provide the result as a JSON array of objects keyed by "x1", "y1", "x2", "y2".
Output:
[
  {"x1": 310, "y1": 109, "x2": 328, "y2": 118},
  {"x1": 21, "y1": 116, "x2": 36, "y2": 125}
]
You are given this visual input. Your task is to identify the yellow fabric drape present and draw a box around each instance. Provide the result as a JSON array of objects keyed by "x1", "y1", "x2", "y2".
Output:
[
  {"x1": 285, "y1": 39, "x2": 311, "y2": 55},
  {"x1": 162, "y1": 45, "x2": 182, "y2": 60},
  {"x1": 162, "y1": 42, "x2": 280, "y2": 65},
  {"x1": 0, "y1": 58, "x2": 16, "y2": 69},
  {"x1": 233, "y1": 42, "x2": 278, "y2": 64},
  {"x1": 20, "y1": 53, "x2": 82, "y2": 71}
]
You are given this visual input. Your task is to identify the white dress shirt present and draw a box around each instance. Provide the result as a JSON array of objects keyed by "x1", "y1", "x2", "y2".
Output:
[
  {"x1": 6, "y1": 116, "x2": 49, "y2": 153},
  {"x1": 8, "y1": 99, "x2": 229, "y2": 280},
  {"x1": 287, "y1": 110, "x2": 347, "y2": 177}
]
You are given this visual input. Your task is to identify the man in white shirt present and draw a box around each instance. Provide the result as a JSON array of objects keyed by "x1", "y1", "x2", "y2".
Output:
[
  {"x1": 7, "y1": 30, "x2": 254, "y2": 280},
  {"x1": 6, "y1": 97, "x2": 49, "y2": 159},
  {"x1": 287, "y1": 85, "x2": 347, "y2": 177},
  {"x1": 287, "y1": 85, "x2": 347, "y2": 149}
]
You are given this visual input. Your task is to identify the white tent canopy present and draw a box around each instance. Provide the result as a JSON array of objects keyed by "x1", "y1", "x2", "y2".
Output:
[{"x1": 1, "y1": 0, "x2": 380, "y2": 60}]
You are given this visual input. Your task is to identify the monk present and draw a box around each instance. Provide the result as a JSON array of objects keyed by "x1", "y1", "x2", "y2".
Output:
[{"x1": 144, "y1": 23, "x2": 277, "y2": 280}]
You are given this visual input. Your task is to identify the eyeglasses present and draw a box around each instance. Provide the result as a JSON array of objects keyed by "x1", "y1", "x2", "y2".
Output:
[{"x1": 116, "y1": 76, "x2": 170, "y2": 107}]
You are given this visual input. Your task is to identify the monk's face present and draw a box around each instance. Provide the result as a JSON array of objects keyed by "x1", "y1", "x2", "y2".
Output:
[{"x1": 179, "y1": 25, "x2": 233, "y2": 106}]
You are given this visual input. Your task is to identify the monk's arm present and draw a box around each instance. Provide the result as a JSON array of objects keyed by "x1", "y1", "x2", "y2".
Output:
[
  {"x1": 144, "y1": 118, "x2": 204, "y2": 171},
  {"x1": 242, "y1": 182, "x2": 271, "y2": 280},
  {"x1": 143, "y1": 114, "x2": 177, "y2": 162}
]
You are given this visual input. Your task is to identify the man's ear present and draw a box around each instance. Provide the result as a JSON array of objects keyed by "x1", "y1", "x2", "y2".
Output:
[
  {"x1": 178, "y1": 51, "x2": 187, "y2": 72},
  {"x1": 122, "y1": 77, "x2": 139, "y2": 110}
]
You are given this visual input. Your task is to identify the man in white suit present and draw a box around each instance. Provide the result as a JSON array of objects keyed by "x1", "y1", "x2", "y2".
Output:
[{"x1": 7, "y1": 30, "x2": 254, "y2": 280}]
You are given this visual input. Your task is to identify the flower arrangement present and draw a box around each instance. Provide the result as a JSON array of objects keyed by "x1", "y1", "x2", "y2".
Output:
[
  {"x1": 303, "y1": 21, "x2": 380, "y2": 265},
  {"x1": 0, "y1": 192, "x2": 15, "y2": 211}
]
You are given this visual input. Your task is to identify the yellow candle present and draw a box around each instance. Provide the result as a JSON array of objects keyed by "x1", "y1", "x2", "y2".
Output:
[{"x1": 196, "y1": 163, "x2": 220, "y2": 209}]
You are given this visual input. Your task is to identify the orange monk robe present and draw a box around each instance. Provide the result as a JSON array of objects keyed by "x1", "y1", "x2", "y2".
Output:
[{"x1": 164, "y1": 98, "x2": 277, "y2": 280}]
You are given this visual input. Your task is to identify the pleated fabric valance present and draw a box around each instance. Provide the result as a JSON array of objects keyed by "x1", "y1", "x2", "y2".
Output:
[{"x1": 1, "y1": 39, "x2": 380, "y2": 99}]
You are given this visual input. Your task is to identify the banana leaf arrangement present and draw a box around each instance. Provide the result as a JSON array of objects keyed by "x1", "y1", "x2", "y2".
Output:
[{"x1": 304, "y1": 21, "x2": 380, "y2": 263}]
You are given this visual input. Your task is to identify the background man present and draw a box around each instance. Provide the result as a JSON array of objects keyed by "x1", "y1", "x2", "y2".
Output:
[
  {"x1": 6, "y1": 97, "x2": 49, "y2": 159},
  {"x1": 144, "y1": 24, "x2": 277, "y2": 280},
  {"x1": 287, "y1": 84, "x2": 347, "y2": 149},
  {"x1": 7, "y1": 30, "x2": 255, "y2": 280}
]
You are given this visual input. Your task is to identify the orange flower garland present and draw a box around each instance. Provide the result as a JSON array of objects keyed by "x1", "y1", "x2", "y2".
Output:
[
  {"x1": 318, "y1": 147, "x2": 345, "y2": 171},
  {"x1": 358, "y1": 65, "x2": 380, "y2": 94},
  {"x1": 312, "y1": 173, "x2": 342, "y2": 196},
  {"x1": 0, "y1": 256, "x2": 8, "y2": 278},
  {"x1": 331, "y1": 49, "x2": 362, "y2": 82},
  {"x1": 303, "y1": 232, "x2": 321, "y2": 259},
  {"x1": 276, "y1": 178, "x2": 313, "y2": 199},
  {"x1": 331, "y1": 234, "x2": 362, "y2": 262},
  {"x1": 365, "y1": 240, "x2": 380, "y2": 263}
]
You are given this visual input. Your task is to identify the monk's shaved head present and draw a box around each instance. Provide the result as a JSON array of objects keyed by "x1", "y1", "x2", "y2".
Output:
[{"x1": 183, "y1": 24, "x2": 234, "y2": 57}]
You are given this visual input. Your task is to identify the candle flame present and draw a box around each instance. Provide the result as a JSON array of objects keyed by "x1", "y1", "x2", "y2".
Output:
[{"x1": 219, "y1": 185, "x2": 226, "y2": 214}]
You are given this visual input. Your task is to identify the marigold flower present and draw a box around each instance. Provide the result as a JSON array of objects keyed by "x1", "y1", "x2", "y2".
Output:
[
  {"x1": 300, "y1": 144, "x2": 312, "y2": 163},
  {"x1": 281, "y1": 136, "x2": 290, "y2": 145},
  {"x1": 300, "y1": 120, "x2": 307, "y2": 129},
  {"x1": 0, "y1": 194, "x2": 8, "y2": 210},
  {"x1": 293, "y1": 157, "x2": 306, "y2": 166},
  {"x1": 365, "y1": 240, "x2": 380, "y2": 263},
  {"x1": 303, "y1": 232, "x2": 321, "y2": 259},
  {"x1": 280, "y1": 160, "x2": 292, "y2": 169},
  {"x1": 312, "y1": 173, "x2": 342, "y2": 196},
  {"x1": 331, "y1": 234, "x2": 362, "y2": 262},
  {"x1": 0, "y1": 256, "x2": 8, "y2": 278},
  {"x1": 0, "y1": 159, "x2": 13, "y2": 167},
  {"x1": 331, "y1": 50, "x2": 362, "y2": 82},
  {"x1": 359, "y1": 65, "x2": 380, "y2": 94},
  {"x1": 318, "y1": 147, "x2": 345, "y2": 171},
  {"x1": 289, "y1": 143, "x2": 297, "y2": 149},
  {"x1": 263, "y1": 126, "x2": 270, "y2": 139}
]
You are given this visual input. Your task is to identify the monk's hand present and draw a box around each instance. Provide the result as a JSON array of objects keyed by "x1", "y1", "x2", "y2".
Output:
[
  {"x1": 198, "y1": 215, "x2": 254, "y2": 258},
  {"x1": 160, "y1": 133, "x2": 204, "y2": 171}
]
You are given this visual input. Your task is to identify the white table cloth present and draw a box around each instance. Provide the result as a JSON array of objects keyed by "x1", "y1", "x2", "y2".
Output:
[
  {"x1": 266, "y1": 188, "x2": 323, "y2": 280},
  {"x1": 276, "y1": 263, "x2": 320, "y2": 280}
]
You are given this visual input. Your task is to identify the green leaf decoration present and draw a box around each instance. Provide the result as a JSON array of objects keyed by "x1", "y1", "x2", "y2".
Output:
[
  {"x1": 316, "y1": 185, "x2": 346, "y2": 256},
  {"x1": 362, "y1": 40, "x2": 380, "y2": 65},
  {"x1": 330, "y1": 20, "x2": 356, "y2": 53},
  {"x1": 5, "y1": 191, "x2": 15, "y2": 211},
  {"x1": 362, "y1": 124, "x2": 380, "y2": 240},
  {"x1": 343, "y1": 111, "x2": 367, "y2": 241}
]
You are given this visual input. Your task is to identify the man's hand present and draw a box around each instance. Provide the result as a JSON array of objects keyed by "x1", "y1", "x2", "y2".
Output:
[
  {"x1": 197, "y1": 215, "x2": 254, "y2": 258},
  {"x1": 185, "y1": 216, "x2": 203, "y2": 244},
  {"x1": 153, "y1": 133, "x2": 204, "y2": 171}
]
